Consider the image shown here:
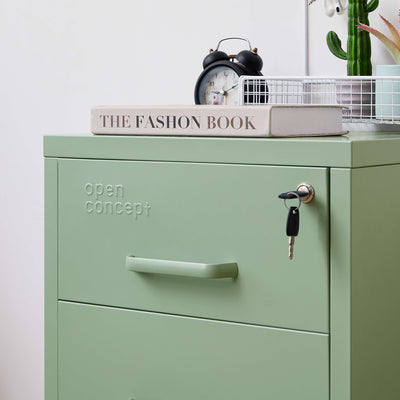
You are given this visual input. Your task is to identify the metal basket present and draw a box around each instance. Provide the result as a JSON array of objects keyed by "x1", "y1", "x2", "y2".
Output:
[{"x1": 238, "y1": 76, "x2": 400, "y2": 125}]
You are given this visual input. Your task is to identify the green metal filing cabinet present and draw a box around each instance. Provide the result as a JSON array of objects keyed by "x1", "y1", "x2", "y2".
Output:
[{"x1": 44, "y1": 132, "x2": 400, "y2": 400}]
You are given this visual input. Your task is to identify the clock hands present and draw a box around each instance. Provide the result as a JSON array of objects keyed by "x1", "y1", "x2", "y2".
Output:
[
  {"x1": 211, "y1": 84, "x2": 238, "y2": 96},
  {"x1": 226, "y1": 83, "x2": 238, "y2": 92},
  {"x1": 211, "y1": 90, "x2": 226, "y2": 95}
]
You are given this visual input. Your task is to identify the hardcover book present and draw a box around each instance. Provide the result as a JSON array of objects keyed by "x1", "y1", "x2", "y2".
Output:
[{"x1": 91, "y1": 105, "x2": 345, "y2": 137}]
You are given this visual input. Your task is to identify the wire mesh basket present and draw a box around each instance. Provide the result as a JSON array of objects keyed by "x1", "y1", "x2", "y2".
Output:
[{"x1": 238, "y1": 76, "x2": 400, "y2": 125}]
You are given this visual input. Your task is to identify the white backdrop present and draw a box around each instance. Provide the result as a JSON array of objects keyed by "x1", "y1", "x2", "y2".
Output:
[{"x1": 0, "y1": 0, "x2": 397, "y2": 398}]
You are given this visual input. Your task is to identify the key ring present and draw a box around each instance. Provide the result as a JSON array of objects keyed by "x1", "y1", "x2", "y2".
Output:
[{"x1": 283, "y1": 191, "x2": 301, "y2": 210}]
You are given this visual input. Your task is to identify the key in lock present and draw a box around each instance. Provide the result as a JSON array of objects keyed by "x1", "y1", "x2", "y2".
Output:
[{"x1": 278, "y1": 183, "x2": 314, "y2": 260}]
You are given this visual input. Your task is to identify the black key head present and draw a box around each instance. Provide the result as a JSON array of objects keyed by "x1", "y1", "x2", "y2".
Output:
[{"x1": 286, "y1": 206, "x2": 300, "y2": 237}]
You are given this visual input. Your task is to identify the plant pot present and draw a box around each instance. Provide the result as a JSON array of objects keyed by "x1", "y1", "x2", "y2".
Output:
[
  {"x1": 375, "y1": 65, "x2": 400, "y2": 121},
  {"x1": 335, "y1": 79, "x2": 375, "y2": 120}
]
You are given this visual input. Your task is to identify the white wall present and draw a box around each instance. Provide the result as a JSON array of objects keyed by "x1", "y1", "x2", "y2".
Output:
[{"x1": 0, "y1": 0, "x2": 398, "y2": 399}]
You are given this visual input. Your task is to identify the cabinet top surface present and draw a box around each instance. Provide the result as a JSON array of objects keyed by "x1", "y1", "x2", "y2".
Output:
[{"x1": 43, "y1": 131, "x2": 400, "y2": 168}]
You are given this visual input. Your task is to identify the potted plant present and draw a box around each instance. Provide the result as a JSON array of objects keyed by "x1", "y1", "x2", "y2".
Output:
[
  {"x1": 309, "y1": 0, "x2": 379, "y2": 118},
  {"x1": 357, "y1": 12, "x2": 400, "y2": 119}
]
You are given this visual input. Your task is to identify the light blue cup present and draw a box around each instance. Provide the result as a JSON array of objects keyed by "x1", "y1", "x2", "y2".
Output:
[{"x1": 376, "y1": 65, "x2": 400, "y2": 120}]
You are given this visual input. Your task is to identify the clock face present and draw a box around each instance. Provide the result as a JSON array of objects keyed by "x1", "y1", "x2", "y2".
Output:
[{"x1": 197, "y1": 65, "x2": 240, "y2": 105}]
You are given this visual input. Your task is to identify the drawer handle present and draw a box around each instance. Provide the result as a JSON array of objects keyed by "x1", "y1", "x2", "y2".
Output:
[{"x1": 126, "y1": 256, "x2": 238, "y2": 279}]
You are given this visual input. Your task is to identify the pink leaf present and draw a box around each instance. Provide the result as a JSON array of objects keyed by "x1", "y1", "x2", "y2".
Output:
[
  {"x1": 380, "y1": 14, "x2": 400, "y2": 49},
  {"x1": 357, "y1": 22, "x2": 400, "y2": 64}
]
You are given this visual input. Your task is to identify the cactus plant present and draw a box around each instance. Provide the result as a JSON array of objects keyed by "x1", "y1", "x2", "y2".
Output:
[{"x1": 314, "y1": 0, "x2": 380, "y2": 75}]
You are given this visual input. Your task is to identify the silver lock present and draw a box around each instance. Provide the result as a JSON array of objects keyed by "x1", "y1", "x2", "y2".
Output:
[{"x1": 296, "y1": 183, "x2": 315, "y2": 203}]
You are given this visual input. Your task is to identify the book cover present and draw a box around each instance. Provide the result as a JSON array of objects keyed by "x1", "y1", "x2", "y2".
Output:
[{"x1": 91, "y1": 105, "x2": 345, "y2": 137}]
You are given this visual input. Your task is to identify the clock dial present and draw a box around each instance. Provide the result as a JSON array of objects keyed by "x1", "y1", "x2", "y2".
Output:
[{"x1": 198, "y1": 66, "x2": 240, "y2": 105}]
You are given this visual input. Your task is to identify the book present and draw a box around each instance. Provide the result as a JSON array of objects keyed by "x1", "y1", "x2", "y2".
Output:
[{"x1": 91, "y1": 105, "x2": 346, "y2": 137}]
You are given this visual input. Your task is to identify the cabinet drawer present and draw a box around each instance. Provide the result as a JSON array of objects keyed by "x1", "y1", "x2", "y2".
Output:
[
  {"x1": 58, "y1": 301, "x2": 329, "y2": 400},
  {"x1": 58, "y1": 159, "x2": 329, "y2": 332}
]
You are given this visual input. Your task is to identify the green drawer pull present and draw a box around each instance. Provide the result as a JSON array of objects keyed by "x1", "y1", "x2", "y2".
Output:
[{"x1": 126, "y1": 256, "x2": 238, "y2": 279}]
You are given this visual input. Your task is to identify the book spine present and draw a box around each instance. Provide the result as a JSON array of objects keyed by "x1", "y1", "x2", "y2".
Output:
[{"x1": 91, "y1": 107, "x2": 271, "y2": 137}]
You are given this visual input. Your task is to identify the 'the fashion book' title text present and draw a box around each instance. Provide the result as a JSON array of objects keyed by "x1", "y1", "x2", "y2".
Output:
[{"x1": 98, "y1": 114, "x2": 257, "y2": 131}]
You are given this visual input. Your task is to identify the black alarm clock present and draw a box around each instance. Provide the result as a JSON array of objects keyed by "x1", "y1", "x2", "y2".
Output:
[{"x1": 194, "y1": 37, "x2": 264, "y2": 105}]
